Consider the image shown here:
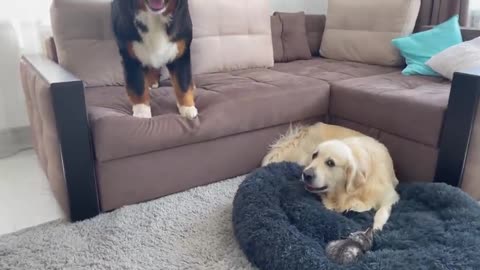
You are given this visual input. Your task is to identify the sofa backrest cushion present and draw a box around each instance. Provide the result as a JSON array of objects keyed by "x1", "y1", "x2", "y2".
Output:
[
  {"x1": 270, "y1": 12, "x2": 312, "y2": 63},
  {"x1": 50, "y1": 0, "x2": 274, "y2": 87},
  {"x1": 189, "y1": 0, "x2": 274, "y2": 74},
  {"x1": 460, "y1": 28, "x2": 480, "y2": 41},
  {"x1": 270, "y1": 14, "x2": 326, "y2": 62},
  {"x1": 320, "y1": 0, "x2": 421, "y2": 67},
  {"x1": 306, "y1": 14, "x2": 326, "y2": 57},
  {"x1": 51, "y1": 0, "x2": 124, "y2": 87},
  {"x1": 271, "y1": 15, "x2": 284, "y2": 62}
]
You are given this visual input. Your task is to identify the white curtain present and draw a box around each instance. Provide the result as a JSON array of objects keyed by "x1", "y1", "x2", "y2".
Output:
[
  {"x1": 470, "y1": 1, "x2": 480, "y2": 28},
  {"x1": 0, "y1": 1, "x2": 52, "y2": 158},
  {"x1": 270, "y1": 0, "x2": 327, "y2": 14}
]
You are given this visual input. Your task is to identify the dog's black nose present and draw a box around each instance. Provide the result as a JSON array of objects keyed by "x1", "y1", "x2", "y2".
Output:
[{"x1": 302, "y1": 168, "x2": 315, "y2": 184}]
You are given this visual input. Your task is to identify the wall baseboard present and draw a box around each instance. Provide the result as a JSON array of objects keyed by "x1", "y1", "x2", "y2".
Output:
[{"x1": 0, "y1": 126, "x2": 33, "y2": 159}]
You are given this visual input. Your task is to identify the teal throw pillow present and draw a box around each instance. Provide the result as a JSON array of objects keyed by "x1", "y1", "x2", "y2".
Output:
[{"x1": 392, "y1": 15, "x2": 463, "y2": 76}]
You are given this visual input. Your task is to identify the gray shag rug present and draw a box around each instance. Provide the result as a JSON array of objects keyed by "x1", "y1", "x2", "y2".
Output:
[
  {"x1": 0, "y1": 176, "x2": 255, "y2": 270},
  {"x1": 233, "y1": 163, "x2": 480, "y2": 270}
]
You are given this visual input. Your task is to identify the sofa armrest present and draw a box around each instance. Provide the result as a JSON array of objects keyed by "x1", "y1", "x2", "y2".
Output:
[
  {"x1": 435, "y1": 67, "x2": 480, "y2": 194},
  {"x1": 20, "y1": 55, "x2": 100, "y2": 221}
]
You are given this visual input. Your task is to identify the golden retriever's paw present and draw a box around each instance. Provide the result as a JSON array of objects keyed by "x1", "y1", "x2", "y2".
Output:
[
  {"x1": 348, "y1": 200, "x2": 372, "y2": 213},
  {"x1": 132, "y1": 104, "x2": 152, "y2": 119},
  {"x1": 322, "y1": 200, "x2": 337, "y2": 211},
  {"x1": 177, "y1": 104, "x2": 198, "y2": 120}
]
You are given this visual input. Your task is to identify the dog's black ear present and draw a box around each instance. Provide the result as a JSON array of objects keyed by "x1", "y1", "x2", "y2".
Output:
[
  {"x1": 171, "y1": 0, "x2": 187, "y2": 14},
  {"x1": 166, "y1": 0, "x2": 192, "y2": 39}
]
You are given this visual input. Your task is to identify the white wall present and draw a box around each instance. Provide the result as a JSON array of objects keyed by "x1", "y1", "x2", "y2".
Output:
[
  {"x1": 0, "y1": 21, "x2": 29, "y2": 131},
  {"x1": 271, "y1": 0, "x2": 328, "y2": 14},
  {"x1": 471, "y1": 0, "x2": 480, "y2": 28},
  {"x1": 0, "y1": 1, "x2": 51, "y2": 132}
]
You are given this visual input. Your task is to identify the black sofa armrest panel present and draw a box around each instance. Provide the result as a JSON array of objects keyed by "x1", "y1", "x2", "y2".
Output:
[{"x1": 21, "y1": 55, "x2": 100, "y2": 221}]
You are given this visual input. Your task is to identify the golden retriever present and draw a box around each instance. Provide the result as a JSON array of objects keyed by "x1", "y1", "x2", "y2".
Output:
[
  {"x1": 262, "y1": 123, "x2": 363, "y2": 167},
  {"x1": 263, "y1": 123, "x2": 399, "y2": 231}
]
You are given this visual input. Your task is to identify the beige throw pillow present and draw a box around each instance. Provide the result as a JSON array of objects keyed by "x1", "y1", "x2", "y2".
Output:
[
  {"x1": 320, "y1": 0, "x2": 420, "y2": 66},
  {"x1": 427, "y1": 37, "x2": 480, "y2": 80},
  {"x1": 189, "y1": 0, "x2": 274, "y2": 74}
]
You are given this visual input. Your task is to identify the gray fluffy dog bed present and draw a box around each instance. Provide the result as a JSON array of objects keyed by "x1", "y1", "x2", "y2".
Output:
[{"x1": 232, "y1": 162, "x2": 480, "y2": 270}]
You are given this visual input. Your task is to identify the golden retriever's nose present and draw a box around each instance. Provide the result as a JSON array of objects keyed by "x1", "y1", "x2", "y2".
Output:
[{"x1": 302, "y1": 168, "x2": 315, "y2": 184}]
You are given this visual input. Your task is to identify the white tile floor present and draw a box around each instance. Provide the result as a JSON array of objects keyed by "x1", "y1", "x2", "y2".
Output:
[{"x1": 0, "y1": 150, "x2": 64, "y2": 236}]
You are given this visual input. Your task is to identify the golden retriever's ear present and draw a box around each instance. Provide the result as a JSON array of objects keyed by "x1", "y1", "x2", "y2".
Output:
[{"x1": 345, "y1": 161, "x2": 367, "y2": 193}]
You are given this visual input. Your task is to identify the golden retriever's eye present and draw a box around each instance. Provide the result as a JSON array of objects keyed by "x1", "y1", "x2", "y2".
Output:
[
  {"x1": 312, "y1": 152, "x2": 319, "y2": 160},
  {"x1": 325, "y1": 159, "x2": 335, "y2": 168}
]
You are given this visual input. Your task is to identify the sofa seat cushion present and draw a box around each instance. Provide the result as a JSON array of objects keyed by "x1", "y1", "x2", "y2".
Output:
[
  {"x1": 85, "y1": 69, "x2": 330, "y2": 162},
  {"x1": 272, "y1": 57, "x2": 399, "y2": 82},
  {"x1": 329, "y1": 72, "x2": 450, "y2": 147}
]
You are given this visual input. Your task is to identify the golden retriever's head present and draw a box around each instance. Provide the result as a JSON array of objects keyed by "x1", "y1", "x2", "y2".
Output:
[{"x1": 302, "y1": 140, "x2": 366, "y2": 194}]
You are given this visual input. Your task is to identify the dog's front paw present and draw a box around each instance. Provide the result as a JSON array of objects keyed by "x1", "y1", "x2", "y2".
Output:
[
  {"x1": 348, "y1": 200, "x2": 372, "y2": 213},
  {"x1": 177, "y1": 104, "x2": 198, "y2": 120},
  {"x1": 132, "y1": 104, "x2": 152, "y2": 119}
]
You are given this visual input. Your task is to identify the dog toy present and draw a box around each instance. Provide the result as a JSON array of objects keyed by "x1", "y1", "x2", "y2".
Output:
[{"x1": 326, "y1": 227, "x2": 374, "y2": 265}]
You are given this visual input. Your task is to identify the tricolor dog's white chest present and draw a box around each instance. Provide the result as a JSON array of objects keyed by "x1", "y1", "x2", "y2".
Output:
[{"x1": 132, "y1": 11, "x2": 178, "y2": 69}]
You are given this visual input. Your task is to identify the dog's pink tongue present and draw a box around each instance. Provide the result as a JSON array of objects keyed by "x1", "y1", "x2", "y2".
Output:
[{"x1": 148, "y1": 0, "x2": 165, "y2": 10}]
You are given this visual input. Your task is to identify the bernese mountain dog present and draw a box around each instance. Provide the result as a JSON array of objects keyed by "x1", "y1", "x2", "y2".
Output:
[{"x1": 111, "y1": 0, "x2": 197, "y2": 119}]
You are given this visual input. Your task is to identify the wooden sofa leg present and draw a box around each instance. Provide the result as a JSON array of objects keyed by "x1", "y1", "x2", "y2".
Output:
[{"x1": 435, "y1": 69, "x2": 480, "y2": 187}]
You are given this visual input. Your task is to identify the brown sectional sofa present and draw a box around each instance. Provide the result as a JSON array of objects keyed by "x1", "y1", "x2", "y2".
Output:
[
  {"x1": 20, "y1": 2, "x2": 480, "y2": 221},
  {"x1": 277, "y1": 58, "x2": 451, "y2": 180},
  {"x1": 86, "y1": 69, "x2": 330, "y2": 211}
]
